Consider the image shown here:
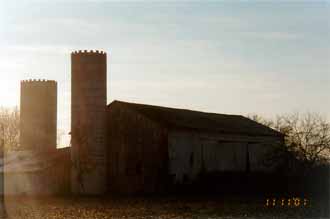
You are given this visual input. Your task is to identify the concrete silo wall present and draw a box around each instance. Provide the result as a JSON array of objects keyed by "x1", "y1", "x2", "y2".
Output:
[
  {"x1": 71, "y1": 50, "x2": 107, "y2": 195},
  {"x1": 20, "y1": 80, "x2": 57, "y2": 152}
]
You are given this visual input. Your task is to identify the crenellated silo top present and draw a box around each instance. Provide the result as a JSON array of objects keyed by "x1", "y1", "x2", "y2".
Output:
[
  {"x1": 21, "y1": 79, "x2": 57, "y2": 87},
  {"x1": 71, "y1": 50, "x2": 107, "y2": 68},
  {"x1": 71, "y1": 50, "x2": 107, "y2": 56}
]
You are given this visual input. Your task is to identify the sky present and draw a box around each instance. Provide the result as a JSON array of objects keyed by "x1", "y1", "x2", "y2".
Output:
[{"x1": 0, "y1": 1, "x2": 329, "y2": 147}]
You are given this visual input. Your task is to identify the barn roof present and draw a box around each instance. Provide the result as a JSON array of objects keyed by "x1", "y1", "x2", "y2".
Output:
[{"x1": 108, "y1": 100, "x2": 283, "y2": 137}]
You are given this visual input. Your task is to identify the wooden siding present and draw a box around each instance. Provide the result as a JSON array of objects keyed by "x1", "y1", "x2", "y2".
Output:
[
  {"x1": 3, "y1": 155, "x2": 70, "y2": 195},
  {"x1": 107, "y1": 103, "x2": 168, "y2": 194},
  {"x1": 168, "y1": 129, "x2": 284, "y2": 184}
]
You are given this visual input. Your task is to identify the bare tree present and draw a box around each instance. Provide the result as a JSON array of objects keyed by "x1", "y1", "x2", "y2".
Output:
[
  {"x1": 247, "y1": 114, "x2": 275, "y2": 128},
  {"x1": 279, "y1": 113, "x2": 330, "y2": 166},
  {"x1": 0, "y1": 107, "x2": 20, "y2": 152},
  {"x1": 248, "y1": 112, "x2": 330, "y2": 169}
]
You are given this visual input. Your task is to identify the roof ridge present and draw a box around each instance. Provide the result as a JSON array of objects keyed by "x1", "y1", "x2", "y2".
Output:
[{"x1": 111, "y1": 100, "x2": 241, "y2": 117}]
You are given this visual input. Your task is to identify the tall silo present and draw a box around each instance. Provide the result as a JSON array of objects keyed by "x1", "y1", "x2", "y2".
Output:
[
  {"x1": 71, "y1": 50, "x2": 107, "y2": 195},
  {"x1": 20, "y1": 79, "x2": 57, "y2": 152}
]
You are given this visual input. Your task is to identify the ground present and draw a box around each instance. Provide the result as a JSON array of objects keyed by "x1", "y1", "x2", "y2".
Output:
[{"x1": 2, "y1": 196, "x2": 328, "y2": 219}]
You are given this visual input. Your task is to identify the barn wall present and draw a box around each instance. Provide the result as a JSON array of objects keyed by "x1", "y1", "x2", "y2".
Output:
[
  {"x1": 4, "y1": 160, "x2": 70, "y2": 196},
  {"x1": 168, "y1": 129, "x2": 283, "y2": 184},
  {"x1": 107, "y1": 103, "x2": 168, "y2": 194},
  {"x1": 2, "y1": 149, "x2": 71, "y2": 196},
  {"x1": 168, "y1": 130, "x2": 202, "y2": 183}
]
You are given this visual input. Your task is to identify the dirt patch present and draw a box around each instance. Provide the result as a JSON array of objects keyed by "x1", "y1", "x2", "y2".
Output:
[{"x1": 1, "y1": 196, "x2": 327, "y2": 219}]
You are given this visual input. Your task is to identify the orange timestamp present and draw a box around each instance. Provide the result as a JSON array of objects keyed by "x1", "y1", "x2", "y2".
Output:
[{"x1": 265, "y1": 197, "x2": 310, "y2": 207}]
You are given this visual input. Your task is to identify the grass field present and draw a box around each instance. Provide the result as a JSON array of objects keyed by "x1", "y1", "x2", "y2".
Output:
[{"x1": 2, "y1": 195, "x2": 328, "y2": 219}]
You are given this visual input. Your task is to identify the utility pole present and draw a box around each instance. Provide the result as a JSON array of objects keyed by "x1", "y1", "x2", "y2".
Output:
[{"x1": 0, "y1": 124, "x2": 7, "y2": 218}]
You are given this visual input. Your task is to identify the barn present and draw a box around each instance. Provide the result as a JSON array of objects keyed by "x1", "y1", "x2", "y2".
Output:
[
  {"x1": 107, "y1": 100, "x2": 284, "y2": 194},
  {"x1": 1, "y1": 148, "x2": 70, "y2": 196}
]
